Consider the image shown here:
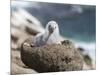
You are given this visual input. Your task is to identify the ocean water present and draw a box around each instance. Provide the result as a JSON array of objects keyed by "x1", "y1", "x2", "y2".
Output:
[{"x1": 12, "y1": 1, "x2": 96, "y2": 61}]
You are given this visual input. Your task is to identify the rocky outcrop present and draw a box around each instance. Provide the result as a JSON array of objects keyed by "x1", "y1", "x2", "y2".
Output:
[{"x1": 21, "y1": 38, "x2": 84, "y2": 73}]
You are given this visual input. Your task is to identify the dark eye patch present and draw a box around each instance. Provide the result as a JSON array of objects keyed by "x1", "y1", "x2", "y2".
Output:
[
  {"x1": 48, "y1": 25, "x2": 51, "y2": 30},
  {"x1": 48, "y1": 25, "x2": 51, "y2": 28}
]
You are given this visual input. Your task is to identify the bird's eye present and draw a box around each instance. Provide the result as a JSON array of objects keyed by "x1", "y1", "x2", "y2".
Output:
[{"x1": 49, "y1": 25, "x2": 51, "y2": 28}]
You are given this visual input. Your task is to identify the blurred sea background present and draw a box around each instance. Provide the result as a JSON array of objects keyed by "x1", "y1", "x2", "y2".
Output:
[{"x1": 11, "y1": 1, "x2": 96, "y2": 61}]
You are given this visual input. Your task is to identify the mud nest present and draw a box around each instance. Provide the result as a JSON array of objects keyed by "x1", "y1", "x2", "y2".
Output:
[{"x1": 21, "y1": 38, "x2": 83, "y2": 73}]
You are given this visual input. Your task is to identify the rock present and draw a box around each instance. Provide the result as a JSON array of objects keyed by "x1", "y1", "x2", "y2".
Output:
[
  {"x1": 11, "y1": 26, "x2": 34, "y2": 50},
  {"x1": 11, "y1": 50, "x2": 25, "y2": 67},
  {"x1": 21, "y1": 38, "x2": 83, "y2": 73},
  {"x1": 11, "y1": 8, "x2": 45, "y2": 35},
  {"x1": 83, "y1": 54, "x2": 92, "y2": 66},
  {"x1": 11, "y1": 50, "x2": 38, "y2": 75},
  {"x1": 77, "y1": 47, "x2": 95, "y2": 70},
  {"x1": 77, "y1": 47, "x2": 94, "y2": 70},
  {"x1": 11, "y1": 63, "x2": 37, "y2": 75}
]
